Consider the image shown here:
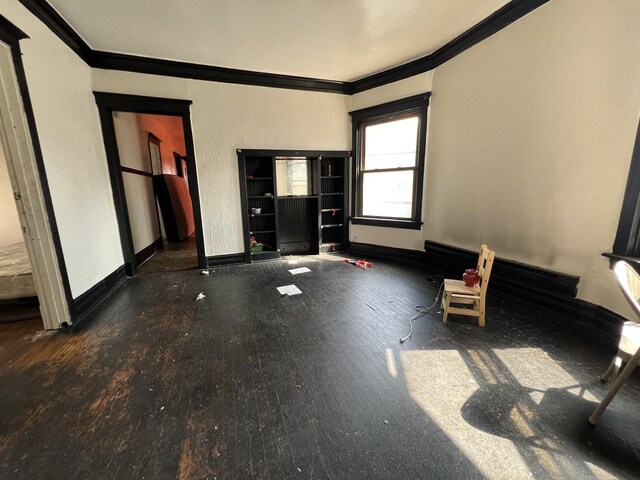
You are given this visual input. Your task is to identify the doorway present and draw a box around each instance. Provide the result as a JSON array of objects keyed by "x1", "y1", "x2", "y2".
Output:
[
  {"x1": 94, "y1": 93, "x2": 206, "y2": 276},
  {"x1": 0, "y1": 24, "x2": 72, "y2": 329}
]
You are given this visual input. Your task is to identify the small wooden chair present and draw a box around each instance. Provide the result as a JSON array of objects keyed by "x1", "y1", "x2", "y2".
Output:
[
  {"x1": 442, "y1": 244, "x2": 495, "y2": 327},
  {"x1": 589, "y1": 261, "x2": 640, "y2": 425}
]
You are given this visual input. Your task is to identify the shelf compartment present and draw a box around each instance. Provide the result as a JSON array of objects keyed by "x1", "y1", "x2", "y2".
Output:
[{"x1": 321, "y1": 226, "x2": 344, "y2": 244}]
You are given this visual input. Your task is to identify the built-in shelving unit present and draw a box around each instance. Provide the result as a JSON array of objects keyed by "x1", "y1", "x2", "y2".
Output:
[
  {"x1": 239, "y1": 155, "x2": 279, "y2": 262},
  {"x1": 320, "y1": 156, "x2": 348, "y2": 252},
  {"x1": 238, "y1": 149, "x2": 350, "y2": 263}
]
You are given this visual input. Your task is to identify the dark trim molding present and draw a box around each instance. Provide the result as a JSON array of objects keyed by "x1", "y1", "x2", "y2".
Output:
[
  {"x1": 351, "y1": 0, "x2": 551, "y2": 93},
  {"x1": 91, "y1": 51, "x2": 350, "y2": 94},
  {"x1": 206, "y1": 253, "x2": 245, "y2": 267},
  {"x1": 348, "y1": 242, "x2": 425, "y2": 264},
  {"x1": 237, "y1": 149, "x2": 351, "y2": 158},
  {"x1": 612, "y1": 120, "x2": 640, "y2": 257},
  {"x1": 135, "y1": 237, "x2": 163, "y2": 267},
  {"x1": 72, "y1": 265, "x2": 126, "y2": 322},
  {"x1": 0, "y1": 14, "x2": 28, "y2": 45},
  {"x1": 121, "y1": 166, "x2": 152, "y2": 177},
  {"x1": 351, "y1": 94, "x2": 429, "y2": 227},
  {"x1": 94, "y1": 91, "x2": 207, "y2": 274},
  {"x1": 17, "y1": 0, "x2": 93, "y2": 63},
  {"x1": 0, "y1": 13, "x2": 76, "y2": 318},
  {"x1": 19, "y1": 0, "x2": 550, "y2": 94},
  {"x1": 351, "y1": 218, "x2": 423, "y2": 230}
]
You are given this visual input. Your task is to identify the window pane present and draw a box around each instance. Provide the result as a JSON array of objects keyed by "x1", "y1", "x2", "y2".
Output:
[
  {"x1": 362, "y1": 170, "x2": 414, "y2": 218},
  {"x1": 364, "y1": 116, "x2": 418, "y2": 170}
]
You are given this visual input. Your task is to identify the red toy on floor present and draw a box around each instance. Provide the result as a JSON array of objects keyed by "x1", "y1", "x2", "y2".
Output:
[{"x1": 343, "y1": 258, "x2": 373, "y2": 269}]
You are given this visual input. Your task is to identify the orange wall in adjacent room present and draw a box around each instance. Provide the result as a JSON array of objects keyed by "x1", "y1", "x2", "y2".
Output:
[{"x1": 137, "y1": 114, "x2": 186, "y2": 175}]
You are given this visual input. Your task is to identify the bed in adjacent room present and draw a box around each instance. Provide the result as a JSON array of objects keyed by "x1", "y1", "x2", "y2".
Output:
[{"x1": 0, "y1": 242, "x2": 36, "y2": 301}]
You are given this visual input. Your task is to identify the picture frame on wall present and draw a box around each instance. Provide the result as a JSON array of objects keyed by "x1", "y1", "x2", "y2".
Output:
[{"x1": 147, "y1": 133, "x2": 162, "y2": 175}]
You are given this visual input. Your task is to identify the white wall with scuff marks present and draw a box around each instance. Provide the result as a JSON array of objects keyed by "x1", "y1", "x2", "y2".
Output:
[
  {"x1": 3, "y1": 0, "x2": 124, "y2": 298},
  {"x1": 0, "y1": 146, "x2": 23, "y2": 247},
  {"x1": 92, "y1": 70, "x2": 352, "y2": 256},
  {"x1": 424, "y1": 0, "x2": 640, "y2": 316}
]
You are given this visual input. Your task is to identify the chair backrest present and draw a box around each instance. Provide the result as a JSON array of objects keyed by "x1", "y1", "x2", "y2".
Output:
[
  {"x1": 477, "y1": 245, "x2": 496, "y2": 296},
  {"x1": 614, "y1": 261, "x2": 640, "y2": 321}
]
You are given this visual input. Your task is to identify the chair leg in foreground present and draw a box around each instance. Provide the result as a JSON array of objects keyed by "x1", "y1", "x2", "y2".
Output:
[{"x1": 589, "y1": 349, "x2": 640, "y2": 425}]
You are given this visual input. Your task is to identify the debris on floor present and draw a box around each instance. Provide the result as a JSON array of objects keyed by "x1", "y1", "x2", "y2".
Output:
[
  {"x1": 195, "y1": 292, "x2": 206, "y2": 301},
  {"x1": 200, "y1": 270, "x2": 210, "y2": 275},
  {"x1": 277, "y1": 284, "x2": 302, "y2": 296},
  {"x1": 343, "y1": 258, "x2": 373, "y2": 269},
  {"x1": 288, "y1": 267, "x2": 311, "y2": 275}
]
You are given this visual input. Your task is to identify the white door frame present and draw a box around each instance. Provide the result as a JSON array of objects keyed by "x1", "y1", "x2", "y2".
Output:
[{"x1": 0, "y1": 40, "x2": 70, "y2": 329}]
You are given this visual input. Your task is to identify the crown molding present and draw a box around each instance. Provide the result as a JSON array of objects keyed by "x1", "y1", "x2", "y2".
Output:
[
  {"x1": 18, "y1": 0, "x2": 549, "y2": 95},
  {"x1": 90, "y1": 51, "x2": 352, "y2": 94}
]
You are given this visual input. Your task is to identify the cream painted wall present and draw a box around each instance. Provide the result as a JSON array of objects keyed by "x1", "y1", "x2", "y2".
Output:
[
  {"x1": 113, "y1": 112, "x2": 161, "y2": 253},
  {"x1": 3, "y1": 1, "x2": 124, "y2": 298},
  {"x1": 92, "y1": 70, "x2": 352, "y2": 255},
  {"x1": 349, "y1": 72, "x2": 433, "y2": 250},
  {"x1": 425, "y1": 0, "x2": 640, "y2": 316},
  {"x1": 0, "y1": 146, "x2": 23, "y2": 247}
]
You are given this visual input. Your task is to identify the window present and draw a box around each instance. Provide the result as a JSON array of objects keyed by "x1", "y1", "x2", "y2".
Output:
[
  {"x1": 610, "y1": 120, "x2": 640, "y2": 260},
  {"x1": 350, "y1": 93, "x2": 430, "y2": 229}
]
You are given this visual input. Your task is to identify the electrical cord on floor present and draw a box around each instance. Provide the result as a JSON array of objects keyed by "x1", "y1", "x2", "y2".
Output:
[{"x1": 399, "y1": 282, "x2": 444, "y2": 344}]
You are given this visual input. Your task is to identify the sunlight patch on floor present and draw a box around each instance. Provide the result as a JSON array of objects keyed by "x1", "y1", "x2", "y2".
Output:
[
  {"x1": 400, "y1": 349, "x2": 532, "y2": 478},
  {"x1": 399, "y1": 347, "x2": 607, "y2": 479}
]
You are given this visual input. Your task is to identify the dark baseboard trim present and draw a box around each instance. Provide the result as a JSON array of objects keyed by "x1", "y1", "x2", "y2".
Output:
[
  {"x1": 350, "y1": 240, "x2": 625, "y2": 348},
  {"x1": 424, "y1": 240, "x2": 624, "y2": 348},
  {"x1": 348, "y1": 242, "x2": 426, "y2": 264},
  {"x1": 135, "y1": 237, "x2": 163, "y2": 267},
  {"x1": 206, "y1": 253, "x2": 245, "y2": 267},
  {"x1": 351, "y1": 0, "x2": 550, "y2": 93},
  {"x1": 20, "y1": 0, "x2": 550, "y2": 95},
  {"x1": 425, "y1": 240, "x2": 579, "y2": 297},
  {"x1": 72, "y1": 265, "x2": 127, "y2": 323}
]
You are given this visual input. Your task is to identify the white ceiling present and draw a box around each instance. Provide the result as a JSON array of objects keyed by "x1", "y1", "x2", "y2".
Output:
[{"x1": 48, "y1": 0, "x2": 510, "y2": 82}]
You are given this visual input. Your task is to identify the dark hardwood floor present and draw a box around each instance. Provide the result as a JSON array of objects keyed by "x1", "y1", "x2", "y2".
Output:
[
  {"x1": 138, "y1": 235, "x2": 198, "y2": 274},
  {"x1": 0, "y1": 254, "x2": 639, "y2": 479}
]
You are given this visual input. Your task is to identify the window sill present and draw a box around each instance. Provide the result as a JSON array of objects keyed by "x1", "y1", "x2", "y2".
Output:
[
  {"x1": 351, "y1": 217, "x2": 423, "y2": 230},
  {"x1": 602, "y1": 252, "x2": 640, "y2": 265}
]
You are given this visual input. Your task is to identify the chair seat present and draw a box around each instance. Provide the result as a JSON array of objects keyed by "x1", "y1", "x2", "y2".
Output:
[
  {"x1": 444, "y1": 279, "x2": 480, "y2": 296},
  {"x1": 620, "y1": 321, "x2": 640, "y2": 358}
]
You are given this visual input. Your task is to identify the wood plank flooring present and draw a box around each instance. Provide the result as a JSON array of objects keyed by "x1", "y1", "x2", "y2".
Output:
[{"x1": 0, "y1": 254, "x2": 639, "y2": 479}]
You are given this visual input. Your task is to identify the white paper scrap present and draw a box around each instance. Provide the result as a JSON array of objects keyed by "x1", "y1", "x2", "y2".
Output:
[
  {"x1": 287, "y1": 259, "x2": 298, "y2": 265},
  {"x1": 195, "y1": 292, "x2": 206, "y2": 301},
  {"x1": 277, "y1": 284, "x2": 302, "y2": 296},
  {"x1": 288, "y1": 267, "x2": 311, "y2": 275}
]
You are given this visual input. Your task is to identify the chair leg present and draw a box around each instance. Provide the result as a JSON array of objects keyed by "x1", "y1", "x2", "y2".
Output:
[
  {"x1": 589, "y1": 349, "x2": 640, "y2": 425},
  {"x1": 478, "y1": 303, "x2": 485, "y2": 327},
  {"x1": 611, "y1": 357, "x2": 623, "y2": 382},
  {"x1": 442, "y1": 293, "x2": 450, "y2": 324},
  {"x1": 600, "y1": 358, "x2": 617, "y2": 382}
]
